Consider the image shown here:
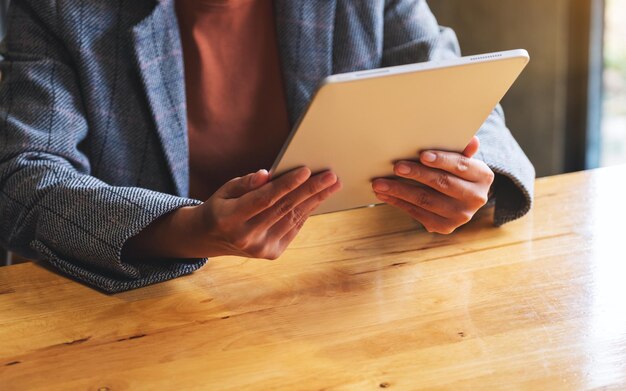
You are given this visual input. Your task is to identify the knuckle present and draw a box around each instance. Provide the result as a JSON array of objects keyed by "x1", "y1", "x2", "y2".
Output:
[
  {"x1": 265, "y1": 251, "x2": 280, "y2": 261},
  {"x1": 477, "y1": 193, "x2": 489, "y2": 206},
  {"x1": 461, "y1": 187, "x2": 487, "y2": 208},
  {"x1": 419, "y1": 217, "x2": 436, "y2": 233},
  {"x1": 289, "y1": 208, "x2": 305, "y2": 226},
  {"x1": 434, "y1": 172, "x2": 451, "y2": 190},
  {"x1": 426, "y1": 220, "x2": 454, "y2": 235},
  {"x1": 455, "y1": 211, "x2": 473, "y2": 225},
  {"x1": 260, "y1": 245, "x2": 282, "y2": 260},
  {"x1": 462, "y1": 210, "x2": 474, "y2": 223},
  {"x1": 413, "y1": 190, "x2": 431, "y2": 208},
  {"x1": 232, "y1": 235, "x2": 252, "y2": 250},
  {"x1": 295, "y1": 215, "x2": 307, "y2": 231},
  {"x1": 470, "y1": 191, "x2": 488, "y2": 207},
  {"x1": 456, "y1": 156, "x2": 471, "y2": 172},
  {"x1": 432, "y1": 222, "x2": 454, "y2": 234},
  {"x1": 441, "y1": 226, "x2": 456, "y2": 235},
  {"x1": 485, "y1": 168, "x2": 495, "y2": 183},
  {"x1": 276, "y1": 198, "x2": 294, "y2": 217},
  {"x1": 427, "y1": 223, "x2": 439, "y2": 233}
]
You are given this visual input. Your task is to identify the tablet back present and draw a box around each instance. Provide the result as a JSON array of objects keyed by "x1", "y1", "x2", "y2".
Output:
[{"x1": 270, "y1": 50, "x2": 529, "y2": 214}]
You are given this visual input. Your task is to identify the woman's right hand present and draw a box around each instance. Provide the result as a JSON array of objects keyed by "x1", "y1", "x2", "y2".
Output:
[
  {"x1": 122, "y1": 167, "x2": 341, "y2": 261},
  {"x1": 196, "y1": 167, "x2": 340, "y2": 259}
]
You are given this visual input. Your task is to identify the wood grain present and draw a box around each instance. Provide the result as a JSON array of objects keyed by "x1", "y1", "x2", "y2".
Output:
[{"x1": 2, "y1": 167, "x2": 626, "y2": 390}]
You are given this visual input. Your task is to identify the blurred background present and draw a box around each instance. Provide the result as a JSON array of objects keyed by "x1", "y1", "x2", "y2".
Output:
[
  {"x1": 431, "y1": 0, "x2": 623, "y2": 177},
  {"x1": 602, "y1": 0, "x2": 626, "y2": 167},
  {"x1": 0, "y1": 0, "x2": 622, "y2": 177}
]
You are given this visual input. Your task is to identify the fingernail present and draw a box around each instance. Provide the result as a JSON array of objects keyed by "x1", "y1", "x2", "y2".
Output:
[
  {"x1": 396, "y1": 163, "x2": 411, "y2": 175},
  {"x1": 373, "y1": 180, "x2": 390, "y2": 192},
  {"x1": 422, "y1": 152, "x2": 437, "y2": 163}
]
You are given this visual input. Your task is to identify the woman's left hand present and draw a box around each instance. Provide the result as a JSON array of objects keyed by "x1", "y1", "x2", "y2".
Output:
[{"x1": 372, "y1": 136, "x2": 494, "y2": 234}]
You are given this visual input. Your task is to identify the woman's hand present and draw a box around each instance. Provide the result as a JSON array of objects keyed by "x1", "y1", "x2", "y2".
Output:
[
  {"x1": 198, "y1": 167, "x2": 340, "y2": 259},
  {"x1": 123, "y1": 167, "x2": 341, "y2": 261},
  {"x1": 371, "y1": 136, "x2": 494, "y2": 234}
]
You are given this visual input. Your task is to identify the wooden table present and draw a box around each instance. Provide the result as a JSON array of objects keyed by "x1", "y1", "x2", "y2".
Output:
[{"x1": 2, "y1": 167, "x2": 626, "y2": 390}]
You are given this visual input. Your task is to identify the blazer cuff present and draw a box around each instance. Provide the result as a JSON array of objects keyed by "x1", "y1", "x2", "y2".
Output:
[
  {"x1": 33, "y1": 240, "x2": 206, "y2": 293},
  {"x1": 489, "y1": 164, "x2": 534, "y2": 226},
  {"x1": 30, "y1": 192, "x2": 208, "y2": 293}
]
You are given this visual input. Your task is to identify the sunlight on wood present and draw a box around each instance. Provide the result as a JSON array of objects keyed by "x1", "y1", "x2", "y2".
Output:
[{"x1": 1, "y1": 167, "x2": 626, "y2": 390}]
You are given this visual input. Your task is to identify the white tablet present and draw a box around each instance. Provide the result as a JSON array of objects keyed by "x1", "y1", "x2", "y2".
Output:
[{"x1": 270, "y1": 49, "x2": 529, "y2": 214}]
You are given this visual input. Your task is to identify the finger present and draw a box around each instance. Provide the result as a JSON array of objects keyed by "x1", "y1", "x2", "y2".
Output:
[
  {"x1": 215, "y1": 169, "x2": 270, "y2": 199},
  {"x1": 393, "y1": 161, "x2": 464, "y2": 200},
  {"x1": 463, "y1": 136, "x2": 480, "y2": 158},
  {"x1": 272, "y1": 179, "x2": 341, "y2": 239},
  {"x1": 236, "y1": 167, "x2": 312, "y2": 219},
  {"x1": 376, "y1": 193, "x2": 458, "y2": 234},
  {"x1": 372, "y1": 178, "x2": 470, "y2": 222},
  {"x1": 277, "y1": 181, "x2": 342, "y2": 246},
  {"x1": 419, "y1": 150, "x2": 488, "y2": 182},
  {"x1": 251, "y1": 171, "x2": 339, "y2": 229},
  {"x1": 392, "y1": 161, "x2": 487, "y2": 204}
]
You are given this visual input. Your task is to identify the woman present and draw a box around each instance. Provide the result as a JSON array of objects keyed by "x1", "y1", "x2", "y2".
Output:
[{"x1": 0, "y1": 0, "x2": 534, "y2": 292}]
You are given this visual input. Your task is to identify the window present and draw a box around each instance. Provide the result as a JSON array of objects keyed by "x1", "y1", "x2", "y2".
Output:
[{"x1": 601, "y1": 0, "x2": 626, "y2": 166}]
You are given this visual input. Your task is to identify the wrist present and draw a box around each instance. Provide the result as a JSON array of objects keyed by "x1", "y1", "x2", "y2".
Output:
[{"x1": 122, "y1": 205, "x2": 202, "y2": 261}]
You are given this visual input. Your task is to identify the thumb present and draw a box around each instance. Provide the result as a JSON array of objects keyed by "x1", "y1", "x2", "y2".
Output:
[
  {"x1": 215, "y1": 169, "x2": 270, "y2": 199},
  {"x1": 463, "y1": 136, "x2": 480, "y2": 158}
]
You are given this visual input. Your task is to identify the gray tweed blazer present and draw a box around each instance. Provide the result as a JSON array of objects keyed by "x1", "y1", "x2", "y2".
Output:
[{"x1": 0, "y1": 0, "x2": 535, "y2": 293}]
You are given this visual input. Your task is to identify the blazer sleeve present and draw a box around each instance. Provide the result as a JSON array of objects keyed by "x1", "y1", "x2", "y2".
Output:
[
  {"x1": 381, "y1": 0, "x2": 535, "y2": 225},
  {"x1": 0, "y1": 2, "x2": 206, "y2": 293}
]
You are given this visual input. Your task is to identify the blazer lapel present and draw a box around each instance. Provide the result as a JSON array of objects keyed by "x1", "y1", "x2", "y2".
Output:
[
  {"x1": 274, "y1": 0, "x2": 337, "y2": 126},
  {"x1": 130, "y1": 0, "x2": 189, "y2": 197}
]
